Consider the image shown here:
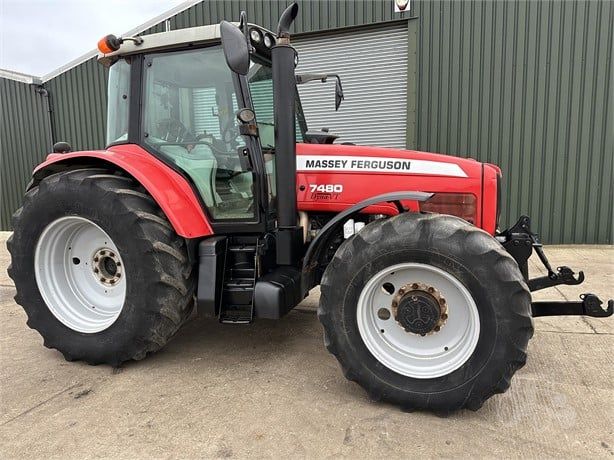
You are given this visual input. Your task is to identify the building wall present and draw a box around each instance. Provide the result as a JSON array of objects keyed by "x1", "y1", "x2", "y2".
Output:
[
  {"x1": 1, "y1": 0, "x2": 612, "y2": 243},
  {"x1": 0, "y1": 78, "x2": 52, "y2": 229},
  {"x1": 45, "y1": 58, "x2": 108, "y2": 154},
  {"x1": 415, "y1": 0, "x2": 613, "y2": 243}
]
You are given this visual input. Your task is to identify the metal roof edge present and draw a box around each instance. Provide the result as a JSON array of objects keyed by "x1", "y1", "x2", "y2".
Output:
[
  {"x1": 0, "y1": 68, "x2": 42, "y2": 85},
  {"x1": 40, "y1": 0, "x2": 202, "y2": 83}
]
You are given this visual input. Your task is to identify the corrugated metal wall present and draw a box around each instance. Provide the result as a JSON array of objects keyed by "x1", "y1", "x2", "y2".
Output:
[
  {"x1": 45, "y1": 58, "x2": 108, "y2": 152},
  {"x1": 2, "y1": 0, "x2": 612, "y2": 243},
  {"x1": 0, "y1": 78, "x2": 52, "y2": 229},
  {"x1": 159, "y1": 0, "x2": 414, "y2": 35},
  {"x1": 413, "y1": 0, "x2": 613, "y2": 243}
]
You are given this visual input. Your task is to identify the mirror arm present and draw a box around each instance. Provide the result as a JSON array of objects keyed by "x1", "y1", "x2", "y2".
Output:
[{"x1": 296, "y1": 73, "x2": 328, "y2": 84}]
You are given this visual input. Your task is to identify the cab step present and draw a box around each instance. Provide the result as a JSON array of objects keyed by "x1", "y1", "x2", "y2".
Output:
[
  {"x1": 218, "y1": 236, "x2": 259, "y2": 324},
  {"x1": 220, "y1": 305, "x2": 253, "y2": 324}
]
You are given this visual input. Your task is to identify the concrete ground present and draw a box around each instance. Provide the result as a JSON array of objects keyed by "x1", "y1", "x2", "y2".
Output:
[{"x1": 0, "y1": 231, "x2": 612, "y2": 459}]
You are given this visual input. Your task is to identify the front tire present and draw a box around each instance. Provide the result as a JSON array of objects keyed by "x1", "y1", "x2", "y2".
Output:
[
  {"x1": 7, "y1": 169, "x2": 195, "y2": 366},
  {"x1": 319, "y1": 213, "x2": 533, "y2": 411}
]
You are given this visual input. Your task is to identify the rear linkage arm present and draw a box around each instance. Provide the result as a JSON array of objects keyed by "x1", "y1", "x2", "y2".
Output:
[{"x1": 500, "y1": 216, "x2": 613, "y2": 318}]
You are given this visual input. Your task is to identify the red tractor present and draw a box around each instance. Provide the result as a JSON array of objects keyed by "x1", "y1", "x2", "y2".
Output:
[{"x1": 8, "y1": 4, "x2": 612, "y2": 411}]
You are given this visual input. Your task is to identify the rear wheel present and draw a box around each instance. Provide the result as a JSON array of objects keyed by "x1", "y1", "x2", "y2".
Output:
[
  {"x1": 7, "y1": 169, "x2": 195, "y2": 366},
  {"x1": 319, "y1": 213, "x2": 533, "y2": 411}
]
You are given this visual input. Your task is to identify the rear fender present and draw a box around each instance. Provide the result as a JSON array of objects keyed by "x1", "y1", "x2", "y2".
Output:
[
  {"x1": 302, "y1": 191, "x2": 433, "y2": 290},
  {"x1": 32, "y1": 145, "x2": 213, "y2": 238}
]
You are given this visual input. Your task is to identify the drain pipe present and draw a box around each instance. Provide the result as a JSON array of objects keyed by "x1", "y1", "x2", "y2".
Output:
[
  {"x1": 35, "y1": 85, "x2": 56, "y2": 148},
  {"x1": 272, "y1": 3, "x2": 302, "y2": 266}
]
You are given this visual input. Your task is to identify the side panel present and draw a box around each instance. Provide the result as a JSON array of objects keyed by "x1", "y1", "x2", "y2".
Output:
[
  {"x1": 296, "y1": 143, "x2": 486, "y2": 229},
  {"x1": 33, "y1": 144, "x2": 213, "y2": 238}
]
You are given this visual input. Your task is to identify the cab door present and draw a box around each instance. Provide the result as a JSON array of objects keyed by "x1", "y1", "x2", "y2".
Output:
[{"x1": 141, "y1": 46, "x2": 263, "y2": 228}]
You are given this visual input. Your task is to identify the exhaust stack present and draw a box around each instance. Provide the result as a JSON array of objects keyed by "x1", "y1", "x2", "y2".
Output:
[{"x1": 272, "y1": 3, "x2": 302, "y2": 265}]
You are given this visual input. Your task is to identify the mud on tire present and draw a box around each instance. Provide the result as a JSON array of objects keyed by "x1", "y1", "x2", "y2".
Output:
[
  {"x1": 318, "y1": 212, "x2": 534, "y2": 412},
  {"x1": 7, "y1": 169, "x2": 195, "y2": 366}
]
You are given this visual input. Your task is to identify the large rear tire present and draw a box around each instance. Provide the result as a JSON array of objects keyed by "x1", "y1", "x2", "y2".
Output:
[
  {"x1": 318, "y1": 213, "x2": 533, "y2": 411},
  {"x1": 7, "y1": 169, "x2": 195, "y2": 366}
]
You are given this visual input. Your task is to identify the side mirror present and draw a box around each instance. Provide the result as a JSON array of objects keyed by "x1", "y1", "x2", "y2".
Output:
[
  {"x1": 296, "y1": 73, "x2": 345, "y2": 111},
  {"x1": 334, "y1": 78, "x2": 344, "y2": 111},
  {"x1": 220, "y1": 20, "x2": 250, "y2": 75}
]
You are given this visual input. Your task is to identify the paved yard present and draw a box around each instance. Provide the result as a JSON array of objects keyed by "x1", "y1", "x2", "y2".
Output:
[{"x1": 0, "y1": 231, "x2": 612, "y2": 458}]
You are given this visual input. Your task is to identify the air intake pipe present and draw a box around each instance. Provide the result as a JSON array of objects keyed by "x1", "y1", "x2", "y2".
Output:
[{"x1": 272, "y1": 2, "x2": 302, "y2": 266}]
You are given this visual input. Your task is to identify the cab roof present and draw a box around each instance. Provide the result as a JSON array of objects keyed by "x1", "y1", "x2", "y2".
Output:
[{"x1": 98, "y1": 23, "x2": 275, "y2": 67}]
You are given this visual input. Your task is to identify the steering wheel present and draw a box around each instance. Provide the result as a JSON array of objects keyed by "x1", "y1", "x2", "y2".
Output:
[{"x1": 156, "y1": 118, "x2": 196, "y2": 143}]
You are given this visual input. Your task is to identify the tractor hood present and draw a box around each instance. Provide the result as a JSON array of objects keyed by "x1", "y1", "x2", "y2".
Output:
[{"x1": 295, "y1": 142, "x2": 501, "y2": 234}]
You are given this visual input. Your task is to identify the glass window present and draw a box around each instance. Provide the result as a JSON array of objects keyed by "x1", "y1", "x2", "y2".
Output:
[
  {"x1": 142, "y1": 46, "x2": 255, "y2": 221},
  {"x1": 247, "y1": 60, "x2": 305, "y2": 208},
  {"x1": 106, "y1": 58, "x2": 130, "y2": 145}
]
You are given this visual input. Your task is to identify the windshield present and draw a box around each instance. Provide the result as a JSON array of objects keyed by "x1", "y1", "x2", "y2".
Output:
[{"x1": 248, "y1": 57, "x2": 305, "y2": 148}]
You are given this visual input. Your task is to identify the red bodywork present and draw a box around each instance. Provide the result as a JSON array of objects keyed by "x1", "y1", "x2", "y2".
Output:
[
  {"x1": 34, "y1": 143, "x2": 500, "y2": 238},
  {"x1": 34, "y1": 144, "x2": 213, "y2": 238},
  {"x1": 296, "y1": 144, "x2": 500, "y2": 234}
]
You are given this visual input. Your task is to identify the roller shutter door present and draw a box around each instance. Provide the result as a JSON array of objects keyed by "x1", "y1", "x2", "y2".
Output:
[{"x1": 294, "y1": 23, "x2": 408, "y2": 148}]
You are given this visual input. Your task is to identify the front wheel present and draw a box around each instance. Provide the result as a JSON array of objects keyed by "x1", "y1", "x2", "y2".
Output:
[{"x1": 318, "y1": 213, "x2": 533, "y2": 411}]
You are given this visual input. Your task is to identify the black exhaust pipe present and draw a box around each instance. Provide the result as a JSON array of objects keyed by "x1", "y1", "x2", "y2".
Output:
[{"x1": 272, "y1": 3, "x2": 302, "y2": 266}]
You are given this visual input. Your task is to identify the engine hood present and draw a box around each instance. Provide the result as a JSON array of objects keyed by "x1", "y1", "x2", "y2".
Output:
[{"x1": 295, "y1": 142, "x2": 501, "y2": 235}]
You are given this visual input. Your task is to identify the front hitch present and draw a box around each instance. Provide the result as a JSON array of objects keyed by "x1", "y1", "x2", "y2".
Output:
[
  {"x1": 532, "y1": 294, "x2": 614, "y2": 318},
  {"x1": 500, "y1": 216, "x2": 612, "y2": 319},
  {"x1": 528, "y1": 265, "x2": 585, "y2": 292}
]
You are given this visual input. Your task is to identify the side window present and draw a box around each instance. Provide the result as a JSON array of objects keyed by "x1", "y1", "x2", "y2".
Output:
[
  {"x1": 142, "y1": 47, "x2": 255, "y2": 221},
  {"x1": 106, "y1": 58, "x2": 130, "y2": 145}
]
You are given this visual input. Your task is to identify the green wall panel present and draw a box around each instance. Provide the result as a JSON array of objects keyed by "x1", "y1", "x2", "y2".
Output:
[
  {"x1": 0, "y1": 78, "x2": 52, "y2": 229},
  {"x1": 414, "y1": 0, "x2": 613, "y2": 243}
]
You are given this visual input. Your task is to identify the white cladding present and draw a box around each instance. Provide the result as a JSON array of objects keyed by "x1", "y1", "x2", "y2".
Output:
[{"x1": 294, "y1": 23, "x2": 408, "y2": 148}]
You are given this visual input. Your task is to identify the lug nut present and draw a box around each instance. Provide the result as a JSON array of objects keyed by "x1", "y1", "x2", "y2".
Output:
[
  {"x1": 434, "y1": 326, "x2": 441, "y2": 332},
  {"x1": 412, "y1": 283, "x2": 419, "y2": 289},
  {"x1": 439, "y1": 298, "x2": 446, "y2": 305},
  {"x1": 441, "y1": 313, "x2": 448, "y2": 320},
  {"x1": 109, "y1": 279, "x2": 116, "y2": 284},
  {"x1": 94, "y1": 257, "x2": 99, "y2": 262},
  {"x1": 109, "y1": 252, "x2": 115, "y2": 258},
  {"x1": 428, "y1": 287, "x2": 435, "y2": 293},
  {"x1": 94, "y1": 268, "x2": 99, "y2": 273}
]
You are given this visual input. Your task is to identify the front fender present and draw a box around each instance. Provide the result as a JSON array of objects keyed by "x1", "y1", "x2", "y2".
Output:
[
  {"x1": 302, "y1": 191, "x2": 433, "y2": 290},
  {"x1": 32, "y1": 144, "x2": 213, "y2": 238}
]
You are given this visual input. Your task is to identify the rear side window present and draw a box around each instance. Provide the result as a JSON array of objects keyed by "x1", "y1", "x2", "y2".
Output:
[{"x1": 106, "y1": 58, "x2": 130, "y2": 146}]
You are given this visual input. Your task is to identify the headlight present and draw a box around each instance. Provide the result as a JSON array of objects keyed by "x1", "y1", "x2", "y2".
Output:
[
  {"x1": 264, "y1": 33, "x2": 274, "y2": 48},
  {"x1": 250, "y1": 29, "x2": 262, "y2": 44},
  {"x1": 419, "y1": 193, "x2": 477, "y2": 225}
]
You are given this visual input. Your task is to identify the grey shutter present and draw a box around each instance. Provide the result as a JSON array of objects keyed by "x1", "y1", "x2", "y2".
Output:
[
  {"x1": 294, "y1": 23, "x2": 408, "y2": 148},
  {"x1": 192, "y1": 88, "x2": 221, "y2": 136}
]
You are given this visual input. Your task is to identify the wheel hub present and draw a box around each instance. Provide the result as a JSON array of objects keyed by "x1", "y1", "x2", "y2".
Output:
[
  {"x1": 93, "y1": 248, "x2": 122, "y2": 286},
  {"x1": 392, "y1": 282, "x2": 448, "y2": 336}
]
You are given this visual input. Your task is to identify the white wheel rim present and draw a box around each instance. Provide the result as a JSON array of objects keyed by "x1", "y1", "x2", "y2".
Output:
[
  {"x1": 357, "y1": 262, "x2": 480, "y2": 379},
  {"x1": 34, "y1": 216, "x2": 126, "y2": 333}
]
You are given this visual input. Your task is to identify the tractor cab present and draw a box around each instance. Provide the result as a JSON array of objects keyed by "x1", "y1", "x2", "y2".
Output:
[{"x1": 100, "y1": 23, "x2": 309, "y2": 227}]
